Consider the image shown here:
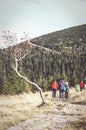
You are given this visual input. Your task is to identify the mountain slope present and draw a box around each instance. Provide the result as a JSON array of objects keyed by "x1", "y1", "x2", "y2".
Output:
[{"x1": 0, "y1": 24, "x2": 86, "y2": 94}]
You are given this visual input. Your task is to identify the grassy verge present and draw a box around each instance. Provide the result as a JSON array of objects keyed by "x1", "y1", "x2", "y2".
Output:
[{"x1": 0, "y1": 92, "x2": 54, "y2": 130}]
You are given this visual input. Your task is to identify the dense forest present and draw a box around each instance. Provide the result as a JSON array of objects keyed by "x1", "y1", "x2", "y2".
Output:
[{"x1": 0, "y1": 24, "x2": 86, "y2": 94}]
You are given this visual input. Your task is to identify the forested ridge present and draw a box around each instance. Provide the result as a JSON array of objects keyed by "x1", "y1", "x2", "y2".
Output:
[{"x1": 0, "y1": 24, "x2": 86, "y2": 94}]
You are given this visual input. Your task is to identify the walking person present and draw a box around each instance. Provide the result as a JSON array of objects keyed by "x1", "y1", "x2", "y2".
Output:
[
  {"x1": 64, "y1": 82, "x2": 69, "y2": 98},
  {"x1": 75, "y1": 84, "x2": 80, "y2": 91},
  {"x1": 79, "y1": 80, "x2": 84, "y2": 91},
  {"x1": 51, "y1": 80, "x2": 58, "y2": 98},
  {"x1": 58, "y1": 79, "x2": 65, "y2": 99}
]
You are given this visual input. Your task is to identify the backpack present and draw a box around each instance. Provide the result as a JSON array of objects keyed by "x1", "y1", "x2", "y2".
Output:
[
  {"x1": 64, "y1": 84, "x2": 68, "y2": 91},
  {"x1": 51, "y1": 81, "x2": 58, "y2": 90},
  {"x1": 64, "y1": 85, "x2": 67, "y2": 91},
  {"x1": 58, "y1": 80, "x2": 64, "y2": 90}
]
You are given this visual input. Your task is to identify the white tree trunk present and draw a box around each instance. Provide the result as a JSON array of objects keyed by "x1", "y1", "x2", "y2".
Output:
[{"x1": 13, "y1": 58, "x2": 45, "y2": 104}]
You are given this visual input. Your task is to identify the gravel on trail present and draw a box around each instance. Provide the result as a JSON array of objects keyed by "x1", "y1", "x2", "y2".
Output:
[{"x1": 7, "y1": 98, "x2": 86, "y2": 130}]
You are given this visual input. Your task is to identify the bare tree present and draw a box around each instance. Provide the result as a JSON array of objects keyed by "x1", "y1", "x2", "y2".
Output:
[{"x1": 13, "y1": 41, "x2": 45, "y2": 104}]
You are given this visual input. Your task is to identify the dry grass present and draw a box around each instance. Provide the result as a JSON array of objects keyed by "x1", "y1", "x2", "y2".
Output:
[
  {"x1": 70, "y1": 89, "x2": 86, "y2": 104},
  {"x1": 0, "y1": 91, "x2": 54, "y2": 130},
  {"x1": 62, "y1": 114, "x2": 86, "y2": 130},
  {"x1": 0, "y1": 89, "x2": 86, "y2": 130}
]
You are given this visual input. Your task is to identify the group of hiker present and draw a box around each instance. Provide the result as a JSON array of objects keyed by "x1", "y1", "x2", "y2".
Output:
[
  {"x1": 75, "y1": 80, "x2": 86, "y2": 91},
  {"x1": 51, "y1": 78, "x2": 86, "y2": 99},
  {"x1": 51, "y1": 79, "x2": 69, "y2": 99}
]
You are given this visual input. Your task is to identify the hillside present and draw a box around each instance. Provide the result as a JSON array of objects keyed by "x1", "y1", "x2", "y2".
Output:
[
  {"x1": 32, "y1": 24, "x2": 86, "y2": 50},
  {"x1": 30, "y1": 24, "x2": 86, "y2": 86},
  {"x1": 0, "y1": 24, "x2": 86, "y2": 94}
]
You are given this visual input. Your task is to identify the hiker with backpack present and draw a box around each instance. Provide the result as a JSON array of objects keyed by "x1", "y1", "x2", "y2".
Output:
[
  {"x1": 64, "y1": 82, "x2": 69, "y2": 98},
  {"x1": 51, "y1": 80, "x2": 58, "y2": 98},
  {"x1": 79, "y1": 80, "x2": 84, "y2": 91},
  {"x1": 58, "y1": 79, "x2": 65, "y2": 98},
  {"x1": 75, "y1": 84, "x2": 80, "y2": 91}
]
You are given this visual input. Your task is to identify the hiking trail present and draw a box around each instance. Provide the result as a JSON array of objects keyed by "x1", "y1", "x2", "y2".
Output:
[{"x1": 7, "y1": 90, "x2": 86, "y2": 130}]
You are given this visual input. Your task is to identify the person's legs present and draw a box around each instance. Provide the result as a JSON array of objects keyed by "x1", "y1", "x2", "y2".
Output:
[
  {"x1": 52, "y1": 89, "x2": 56, "y2": 98},
  {"x1": 61, "y1": 90, "x2": 64, "y2": 98},
  {"x1": 59, "y1": 90, "x2": 64, "y2": 98},
  {"x1": 65, "y1": 92, "x2": 68, "y2": 98},
  {"x1": 53, "y1": 89, "x2": 56, "y2": 98},
  {"x1": 52, "y1": 89, "x2": 54, "y2": 97}
]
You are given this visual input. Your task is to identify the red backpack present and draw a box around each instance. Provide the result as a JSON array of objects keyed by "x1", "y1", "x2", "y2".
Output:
[{"x1": 80, "y1": 82, "x2": 84, "y2": 88}]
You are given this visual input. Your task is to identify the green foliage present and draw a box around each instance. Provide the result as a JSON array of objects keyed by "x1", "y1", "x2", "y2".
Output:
[
  {"x1": 70, "y1": 76, "x2": 78, "y2": 87},
  {"x1": 0, "y1": 51, "x2": 31, "y2": 95}
]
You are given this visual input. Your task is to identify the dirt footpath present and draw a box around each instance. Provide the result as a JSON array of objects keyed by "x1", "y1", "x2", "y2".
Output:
[{"x1": 7, "y1": 94, "x2": 86, "y2": 130}]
